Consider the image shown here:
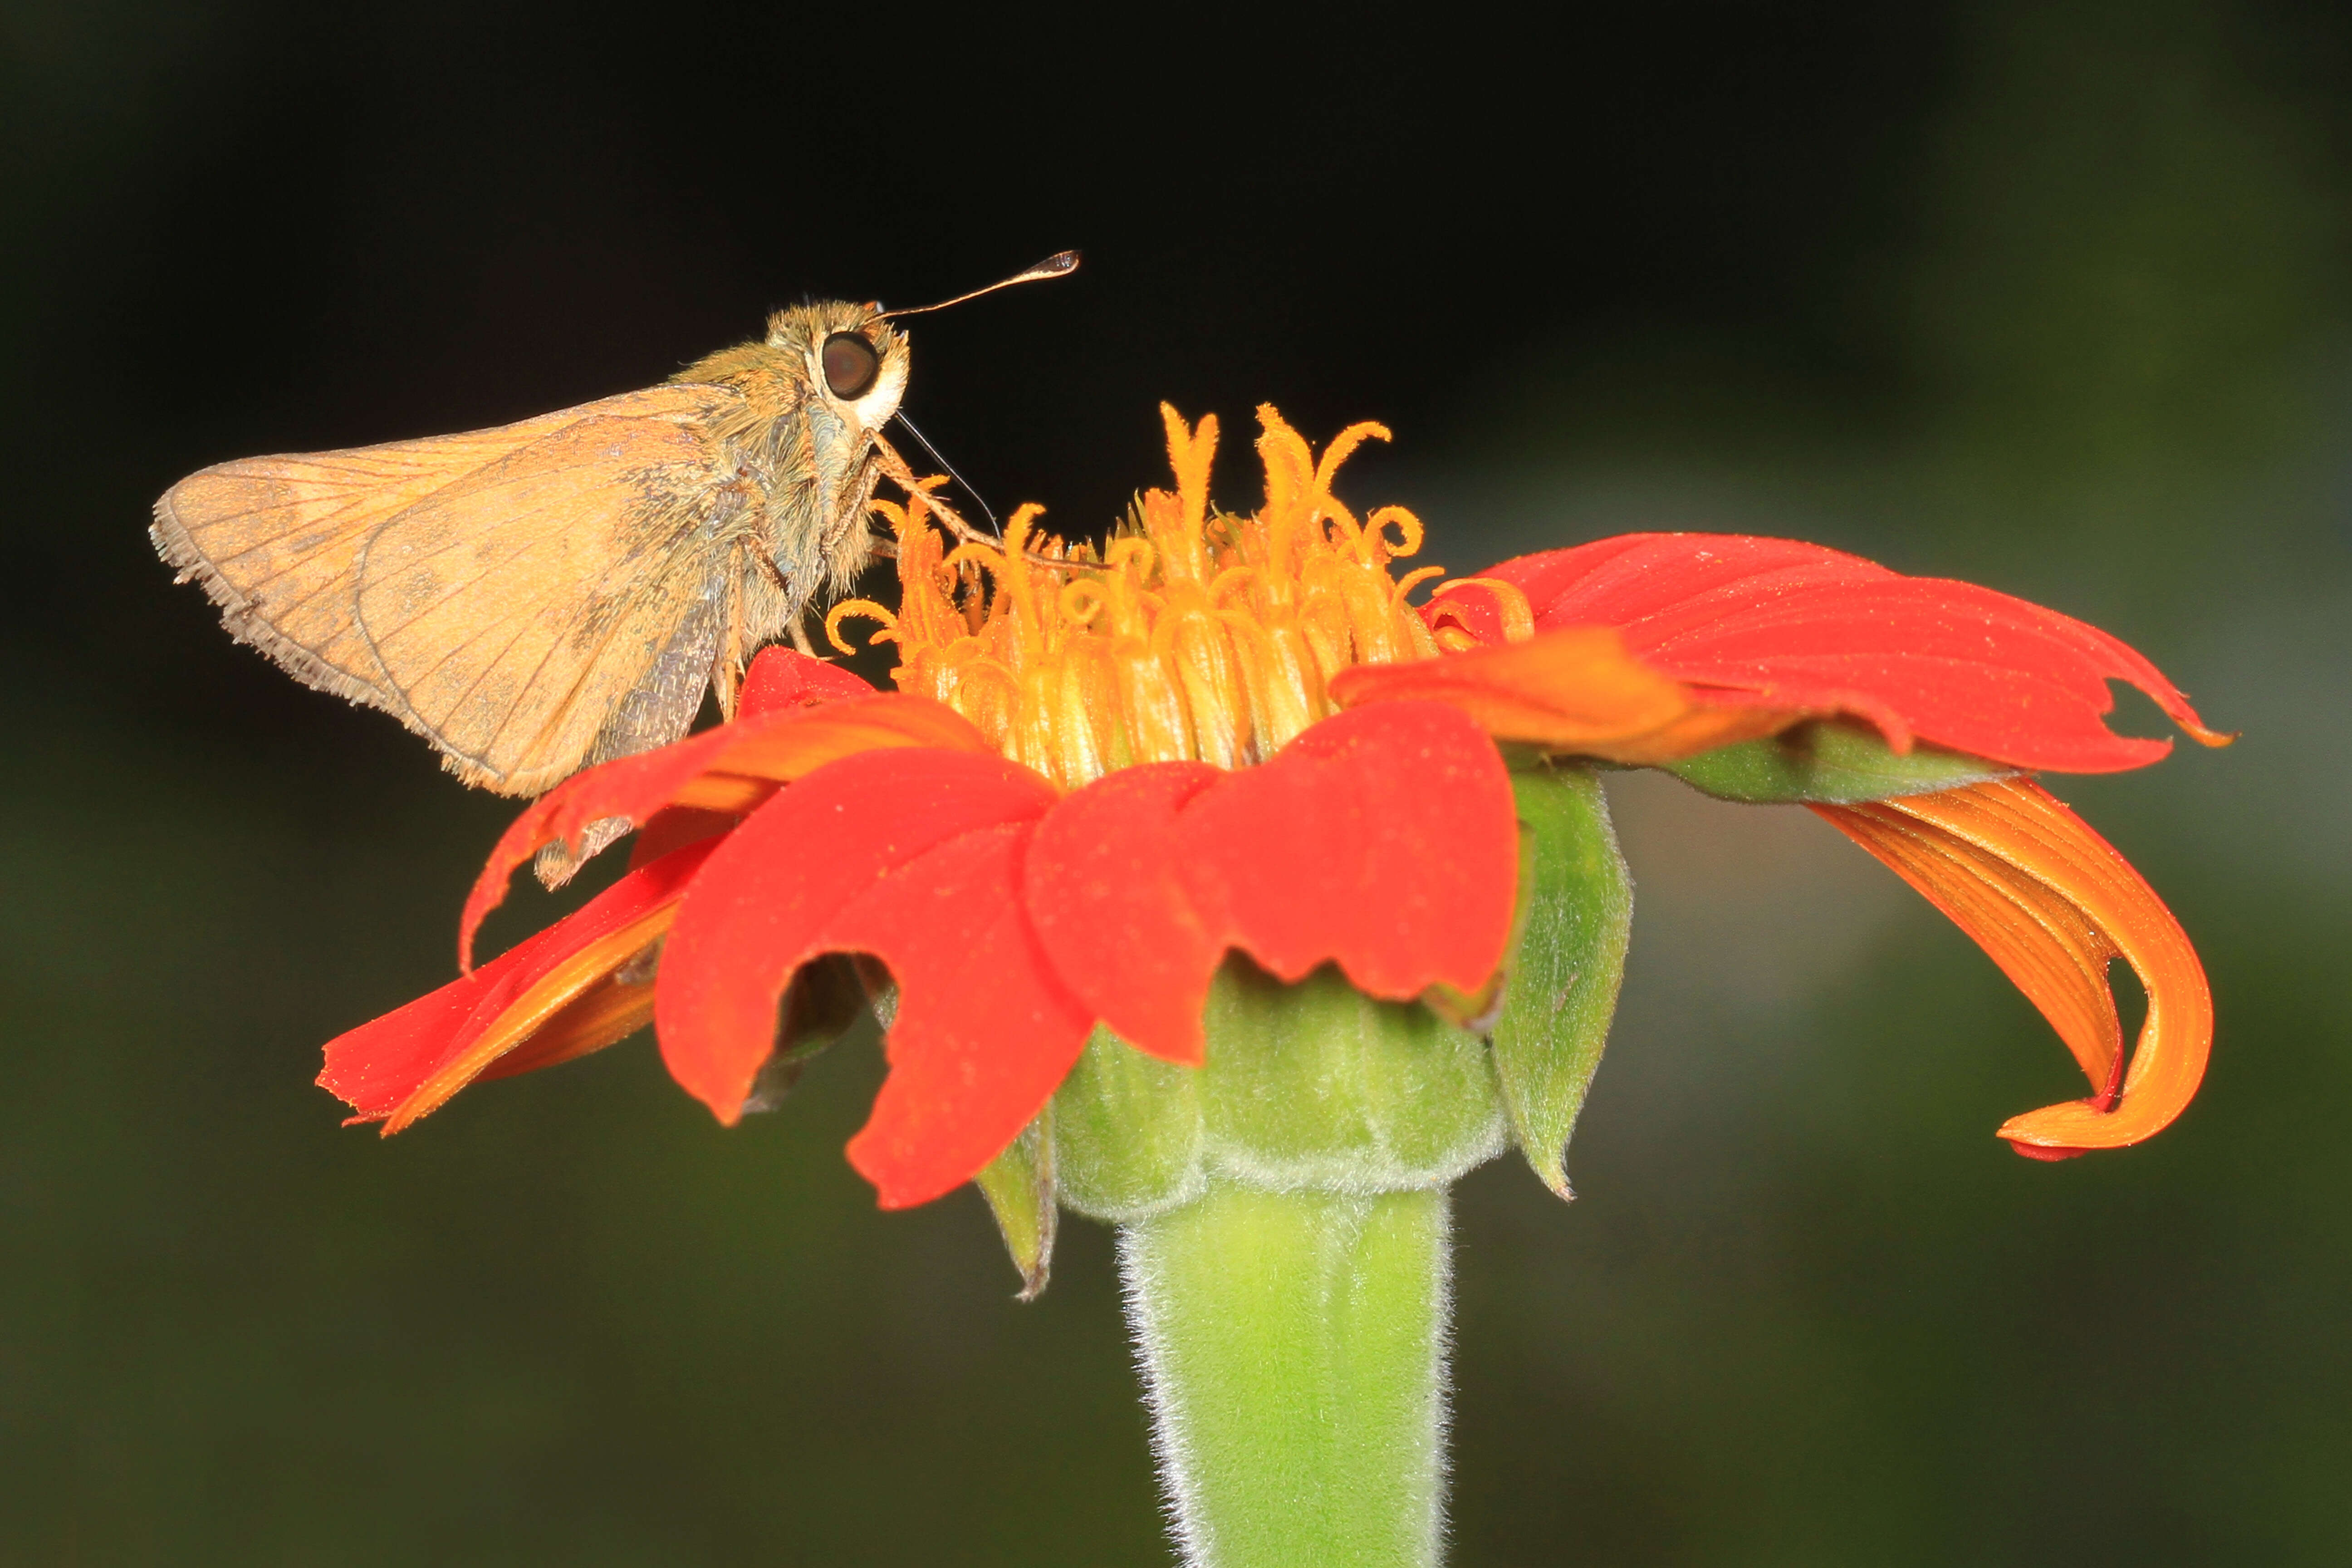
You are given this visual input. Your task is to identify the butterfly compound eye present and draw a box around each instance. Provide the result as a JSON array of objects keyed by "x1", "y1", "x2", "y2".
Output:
[{"x1": 821, "y1": 333, "x2": 881, "y2": 399}]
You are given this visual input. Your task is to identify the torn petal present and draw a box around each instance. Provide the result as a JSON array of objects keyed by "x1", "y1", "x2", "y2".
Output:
[
  {"x1": 828, "y1": 825, "x2": 1096, "y2": 1210},
  {"x1": 652, "y1": 748, "x2": 1061, "y2": 1138},
  {"x1": 1177, "y1": 702, "x2": 1520, "y2": 1003},
  {"x1": 1445, "y1": 535, "x2": 2229, "y2": 774}
]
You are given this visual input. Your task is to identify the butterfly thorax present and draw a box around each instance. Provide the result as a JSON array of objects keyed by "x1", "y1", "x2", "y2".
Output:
[{"x1": 672, "y1": 301, "x2": 909, "y2": 603}]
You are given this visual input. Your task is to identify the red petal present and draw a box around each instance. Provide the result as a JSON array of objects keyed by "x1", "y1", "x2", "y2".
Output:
[
  {"x1": 1176, "y1": 702, "x2": 1519, "y2": 1001},
  {"x1": 828, "y1": 825, "x2": 1095, "y2": 1209},
  {"x1": 461, "y1": 693, "x2": 992, "y2": 969},
  {"x1": 1024, "y1": 763, "x2": 1225, "y2": 1064},
  {"x1": 652, "y1": 749, "x2": 1060, "y2": 1137},
  {"x1": 1435, "y1": 535, "x2": 2227, "y2": 773},
  {"x1": 320, "y1": 839, "x2": 718, "y2": 1126},
  {"x1": 737, "y1": 645, "x2": 877, "y2": 716},
  {"x1": 654, "y1": 709, "x2": 1512, "y2": 1208},
  {"x1": 624, "y1": 807, "x2": 740, "y2": 871}
]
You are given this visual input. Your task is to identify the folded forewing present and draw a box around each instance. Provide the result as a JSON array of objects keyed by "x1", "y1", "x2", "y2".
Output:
[{"x1": 354, "y1": 406, "x2": 738, "y2": 793}]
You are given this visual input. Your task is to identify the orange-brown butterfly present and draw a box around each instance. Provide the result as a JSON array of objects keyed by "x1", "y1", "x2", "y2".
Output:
[{"x1": 153, "y1": 252, "x2": 1077, "y2": 797}]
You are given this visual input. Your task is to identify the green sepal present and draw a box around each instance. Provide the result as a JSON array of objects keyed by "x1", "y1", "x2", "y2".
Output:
[
  {"x1": 1661, "y1": 719, "x2": 2014, "y2": 803},
  {"x1": 1051, "y1": 1026, "x2": 1205, "y2": 1223},
  {"x1": 974, "y1": 1109, "x2": 1059, "y2": 1301},
  {"x1": 1200, "y1": 961, "x2": 1504, "y2": 1195},
  {"x1": 1490, "y1": 764, "x2": 1633, "y2": 1198},
  {"x1": 1051, "y1": 961, "x2": 1509, "y2": 1220}
]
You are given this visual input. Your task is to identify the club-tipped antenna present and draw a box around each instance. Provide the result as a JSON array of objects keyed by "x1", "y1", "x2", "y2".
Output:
[
  {"x1": 877, "y1": 250, "x2": 1081, "y2": 321},
  {"x1": 893, "y1": 412, "x2": 1000, "y2": 535}
]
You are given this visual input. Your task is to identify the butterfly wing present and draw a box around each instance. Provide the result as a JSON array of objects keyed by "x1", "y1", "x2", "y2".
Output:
[
  {"x1": 353, "y1": 410, "x2": 748, "y2": 792},
  {"x1": 155, "y1": 385, "x2": 748, "y2": 794}
]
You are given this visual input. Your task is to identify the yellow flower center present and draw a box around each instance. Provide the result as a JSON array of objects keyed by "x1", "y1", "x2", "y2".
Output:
[{"x1": 827, "y1": 404, "x2": 1450, "y2": 789}]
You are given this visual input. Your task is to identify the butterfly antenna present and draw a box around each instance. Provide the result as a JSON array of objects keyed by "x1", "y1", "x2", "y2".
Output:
[
  {"x1": 877, "y1": 250, "x2": 1080, "y2": 320},
  {"x1": 894, "y1": 413, "x2": 1000, "y2": 535}
]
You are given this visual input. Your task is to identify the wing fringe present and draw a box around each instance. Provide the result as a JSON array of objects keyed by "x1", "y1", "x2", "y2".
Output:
[{"x1": 151, "y1": 489, "x2": 410, "y2": 720}]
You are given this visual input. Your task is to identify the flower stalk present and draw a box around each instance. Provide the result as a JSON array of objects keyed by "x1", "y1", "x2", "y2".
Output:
[
  {"x1": 1046, "y1": 955, "x2": 1517, "y2": 1567},
  {"x1": 1121, "y1": 1180, "x2": 1451, "y2": 1568}
]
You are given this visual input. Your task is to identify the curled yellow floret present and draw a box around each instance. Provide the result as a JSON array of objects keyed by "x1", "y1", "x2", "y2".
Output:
[{"x1": 842, "y1": 404, "x2": 1444, "y2": 788}]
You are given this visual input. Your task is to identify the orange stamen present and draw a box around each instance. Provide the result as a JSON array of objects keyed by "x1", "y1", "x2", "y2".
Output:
[
  {"x1": 1391, "y1": 565, "x2": 1447, "y2": 607},
  {"x1": 825, "y1": 598, "x2": 898, "y2": 654},
  {"x1": 1364, "y1": 505, "x2": 1423, "y2": 564},
  {"x1": 1812, "y1": 778, "x2": 2211, "y2": 1157},
  {"x1": 879, "y1": 404, "x2": 1445, "y2": 788}
]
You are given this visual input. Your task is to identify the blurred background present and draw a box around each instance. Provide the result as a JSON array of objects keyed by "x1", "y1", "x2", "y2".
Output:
[{"x1": 3, "y1": 0, "x2": 2347, "y2": 1561}]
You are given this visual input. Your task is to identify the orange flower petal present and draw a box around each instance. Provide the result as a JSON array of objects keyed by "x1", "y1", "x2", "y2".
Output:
[
  {"x1": 1174, "y1": 701, "x2": 1522, "y2": 1002},
  {"x1": 1022, "y1": 762, "x2": 1225, "y2": 1065},
  {"x1": 830, "y1": 826, "x2": 1097, "y2": 1211},
  {"x1": 381, "y1": 907, "x2": 672, "y2": 1133},
  {"x1": 478, "y1": 969, "x2": 662, "y2": 1082},
  {"x1": 624, "y1": 806, "x2": 741, "y2": 871},
  {"x1": 1328, "y1": 625, "x2": 1798, "y2": 764},
  {"x1": 320, "y1": 839, "x2": 719, "y2": 1129},
  {"x1": 1812, "y1": 779, "x2": 2211, "y2": 1156},
  {"x1": 735, "y1": 644, "x2": 878, "y2": 716},
  {"x1": 1020, "y1": 704, "x2": 1524, "y2": 1068}
]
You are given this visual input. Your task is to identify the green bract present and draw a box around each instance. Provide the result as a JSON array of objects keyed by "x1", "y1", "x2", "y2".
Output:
[
  {"x1": 1488, "y1": 764, "x2": 1635, "y2": 1196},
  {"x1": 1049, "y1": 963, "x2": 1508, "y2": 1223},
  {"x1": 1662, "y1": 718, "x2": 2014, "y2": 803}
]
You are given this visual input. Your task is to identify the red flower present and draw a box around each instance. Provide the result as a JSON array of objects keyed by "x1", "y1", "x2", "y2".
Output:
[
  {"x1": 321, "y1": 406, "x2": 2225, "y2": 1206},
  {"x1": 326, "y1": 652, "x2": 1515, "y2": 1208}
]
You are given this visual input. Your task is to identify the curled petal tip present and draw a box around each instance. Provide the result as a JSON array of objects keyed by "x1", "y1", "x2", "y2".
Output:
[
  {"x1": 2184, "y1": 720, "x2": 2239, "y2": 750},
  {"x1": 2004, "y1": 1135, "x2": 2091, "y2": 1163}
]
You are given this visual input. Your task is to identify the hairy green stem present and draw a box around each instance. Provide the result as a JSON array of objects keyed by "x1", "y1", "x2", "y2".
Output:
[{"x1": 1119, "y1": 1181, "x2": 1451, "y2": 1568}]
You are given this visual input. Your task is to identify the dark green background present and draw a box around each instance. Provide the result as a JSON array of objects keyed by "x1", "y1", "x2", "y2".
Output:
[{"x1": 4, "y1": 1, "x2": 2346, "y2": 1561}]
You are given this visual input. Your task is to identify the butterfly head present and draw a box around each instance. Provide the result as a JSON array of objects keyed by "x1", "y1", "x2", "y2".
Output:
[{"x1": 766, "y1": 300, "x2": 910, "y2": 434}]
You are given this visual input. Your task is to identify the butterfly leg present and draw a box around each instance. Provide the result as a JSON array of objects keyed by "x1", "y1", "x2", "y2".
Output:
[
  {"x1": 741, "y1": 545, "x2": 823, "y2": 657},
  {"x1": 711, "y1": 550, "x2": 750, "y2": 720},
  {"x1": 870, "y1": 432, "x2": 1079, "y2": 570}
]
